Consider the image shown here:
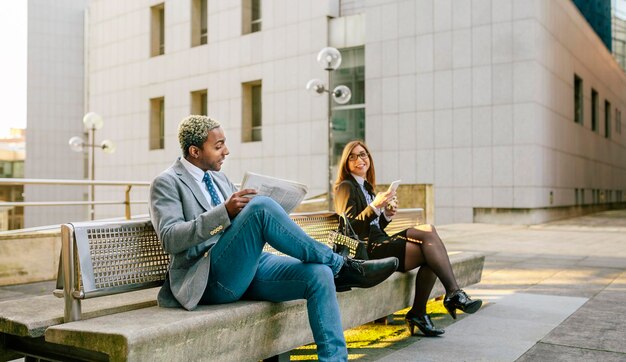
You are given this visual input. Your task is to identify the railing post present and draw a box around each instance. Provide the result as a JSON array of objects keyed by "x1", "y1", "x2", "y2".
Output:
[
  {"x1": 125, "y1": 185, "x2": 132, "y2": 220},
  {"x1": 61, "y1": 224, "x2": 82, "y2": 322}
]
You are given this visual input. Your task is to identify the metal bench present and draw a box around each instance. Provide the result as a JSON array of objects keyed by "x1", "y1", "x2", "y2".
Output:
[
  {"x1": 54, "y1": 209, "x2": 424, "y2": 322},
  {"x1": 1, "y1": 209, "x2": 485, "y2": 361}
]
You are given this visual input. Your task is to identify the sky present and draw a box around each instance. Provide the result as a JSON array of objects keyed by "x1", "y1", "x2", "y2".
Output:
[{"x1": 0, "y1": 1, "x2": 27, "y2": 138}]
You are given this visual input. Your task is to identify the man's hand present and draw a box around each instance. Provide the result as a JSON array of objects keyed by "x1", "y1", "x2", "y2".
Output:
[{"x1": 225, "y1": 188, "x2": 257, "y2": 218}]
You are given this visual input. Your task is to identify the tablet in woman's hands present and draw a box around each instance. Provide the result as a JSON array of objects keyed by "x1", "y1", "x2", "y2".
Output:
[{"x1": 388, "y1": 180, "x2": 401, "y2": 193}]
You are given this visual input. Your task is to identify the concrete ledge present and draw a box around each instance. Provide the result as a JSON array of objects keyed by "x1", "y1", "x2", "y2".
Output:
[
  {"x1": 0, "y1": 230, "x2": 61, "y2": 286},
  {"x1": 44, "y1": 252, "x2": 484, "y2": 361},
  {"x1": 474, "y1": 203, "x2": 626, "y2": 225}
]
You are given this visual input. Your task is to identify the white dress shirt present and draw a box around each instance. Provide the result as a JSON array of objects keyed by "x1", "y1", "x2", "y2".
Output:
[
  {"x1": 351, "y1": 173, "x2": 393, "y2": 222},
  {"x1": 180, "y1": 156, "x2": 224, "y2": 207}
]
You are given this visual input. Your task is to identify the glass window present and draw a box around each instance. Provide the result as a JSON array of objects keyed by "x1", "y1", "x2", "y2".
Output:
[
  {"x1": 151, "y1": 4, "x2": 165, "y2": 56},
  {"x1": 12, "y1": 161, "x2": 24, "y2": 178},
  {"x1": 200, "y1": 0, "x2": 207, "y2": 44},
  {"x1": 192, "y1": 0, "x2": 207, "y2": 46},
  {"x1": 605, "y1": 100, "x2": 611, "y2": 138},
  {"x1": 574, "y1": 74, "x2": 583, "y2": 124},
  {"x1": 591, "y1": 88, "x2": 598, "y2": 132},
  {"x1": 0, "y1": 162, "x2": 8, "y2": 177},
  {"x1": 330, "y1": 47, "x2": 365, "y2": 166},
  {"x1": 150, "y1": 97, "x2": 165, "y2": 150},
  {"x1": 191, "y1": 89, "x2": 208, "y2": 116},
  {"x1": 242, "y1": 81, "x2": 262, "y2": 142},
  {"x1": 201, "y1": 92, "x2": 207, "y2": 116},
  {"x1": 242, "y1": 0, "x2": 261, "y2": 34},
  {"x1": 251, "y1": 0, "x2": 261, "y2": 32},
  {"x1": 251, "y1": 84, "x2": 262, "y2": 140}
]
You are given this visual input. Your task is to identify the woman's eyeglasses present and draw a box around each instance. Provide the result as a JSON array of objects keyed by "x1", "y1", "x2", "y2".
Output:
[{"x1": 348, "y1": 151, "x2": 369, "y2": 161}]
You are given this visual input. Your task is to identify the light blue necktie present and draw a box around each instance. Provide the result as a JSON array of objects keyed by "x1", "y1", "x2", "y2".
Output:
[{"x1": 202, "y1": 173, "x2": 222, "y2": 206}]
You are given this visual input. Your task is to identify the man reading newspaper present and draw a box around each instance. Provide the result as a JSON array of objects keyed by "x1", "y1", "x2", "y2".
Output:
[{"x1": 149, "y1": 115, "x2": 399, "y2": 361}]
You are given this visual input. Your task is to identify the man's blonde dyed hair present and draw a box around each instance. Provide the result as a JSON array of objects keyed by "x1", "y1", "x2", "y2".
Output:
[{"x1": 178, "y1": 115, "x2": 221, "y2": 157}]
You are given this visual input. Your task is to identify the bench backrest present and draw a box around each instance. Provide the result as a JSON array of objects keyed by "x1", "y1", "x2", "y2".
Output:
[
  {"x1": 263, "y1": 212, "x2": 339, "y2": 255},
  {"x1": 55, "y1": 208, "x2": 422, "y2": 322},
  {"x1": 55, "y1": 219, "x2": 169, "y2": 321},
  {"x1": 68, "y1": 220, "x2": 169, "y2": 296},
  {"x1": 289, "y1": 208, "x2": 424, "y2": 242}
]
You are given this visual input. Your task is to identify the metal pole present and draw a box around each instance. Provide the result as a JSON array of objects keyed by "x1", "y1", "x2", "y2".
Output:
[
  {"x1": 327, "y1": 70, "x2": 334, "y2": 212},
  {"x1": 125, "y1": 185, "x2": 132, "y2": 220},
  {"x1": 90, "y1": 126, "x2": 95, "y2": 220}
]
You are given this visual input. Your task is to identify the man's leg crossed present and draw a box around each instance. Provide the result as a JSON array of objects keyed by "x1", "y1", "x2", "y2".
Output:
[{"x1": 243, "y1": 253, "x2": 348, "y2": 361}]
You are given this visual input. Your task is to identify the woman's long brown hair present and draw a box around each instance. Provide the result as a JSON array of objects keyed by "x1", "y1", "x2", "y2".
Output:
[{"x1": 334, "y1": 140, "x2": 377, "y2": 191}]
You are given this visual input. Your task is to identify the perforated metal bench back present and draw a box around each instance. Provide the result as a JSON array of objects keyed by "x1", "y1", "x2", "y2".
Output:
[
  {"x1": 291, "y1": 212, "x2": 340, "y2": 245},
  {"x1": 386, "y1": 209, "x2": 423, "y2": 235},
  {"x1": 69, "y1": 219, "x2": 170, "y2": 298},
  {"x1": 262, "y1": 212, "x2": 340, "y2": 255},
  {"x1": 262, "y1": 210, "x2": 422, "y2": 255},
  {"x1": 63, "y1": 210, "x2": 421, "y2": 298},
  {"x1": 66, "y1": 215, "x2": 341, "y2": 297}
]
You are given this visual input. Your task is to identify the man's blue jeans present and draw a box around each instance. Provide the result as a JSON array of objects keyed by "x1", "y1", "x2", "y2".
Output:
[{"x1": 200, "y1": 196, "x2": 348, "y2": 361}]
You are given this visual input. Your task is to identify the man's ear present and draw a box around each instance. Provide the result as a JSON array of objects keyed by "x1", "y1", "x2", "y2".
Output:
[{"x1": 188, "y1": 145, "x2": 200, "y2": 158}]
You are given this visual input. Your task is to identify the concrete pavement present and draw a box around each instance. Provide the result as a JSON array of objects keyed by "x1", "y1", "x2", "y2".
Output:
[
  {"x1": 370, "y1": 209, "x2": 626, "y2": 361},
  {"x1": 2, "y1": 209, "x2": 626, "y2": 361}
]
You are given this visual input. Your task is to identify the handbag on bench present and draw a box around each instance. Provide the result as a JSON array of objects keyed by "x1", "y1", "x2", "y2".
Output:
[{"x1": 329, "y1": 214, "x2": 369, "y2": 260}]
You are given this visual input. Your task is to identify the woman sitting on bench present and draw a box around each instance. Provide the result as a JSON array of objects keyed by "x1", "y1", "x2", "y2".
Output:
[{"x1": 333, "y1": 140, "x2": 482, "y2": 337}]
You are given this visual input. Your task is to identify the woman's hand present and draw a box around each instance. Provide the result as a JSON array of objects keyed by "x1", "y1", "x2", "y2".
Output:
[
  {"x1": 225, "y1": 189, "x2": 257, "y2": 218},
  {"x1": 372, "y1": 190, "x2": 395, "y2": 209},
  {"x1": 384, "y1": 196, "x2": 398, "y2": 218}
]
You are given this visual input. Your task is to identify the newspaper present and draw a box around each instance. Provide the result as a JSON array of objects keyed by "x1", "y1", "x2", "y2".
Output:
[{"x1": 240, "y1": 171, "x2": 308, "y2": 214}]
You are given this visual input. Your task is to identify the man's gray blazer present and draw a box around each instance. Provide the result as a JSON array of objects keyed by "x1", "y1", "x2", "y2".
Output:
[{"x1": 150, "y1": 158, "x2": 237, "y2": 310}]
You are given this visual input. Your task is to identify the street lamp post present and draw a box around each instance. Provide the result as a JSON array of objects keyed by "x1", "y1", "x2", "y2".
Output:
[
  {"x1": 68, "y1": 112, "x2": 116, "y2": 220},
  {"x1": 306, "y1": 47, "x2": 352, "y2": 211}
]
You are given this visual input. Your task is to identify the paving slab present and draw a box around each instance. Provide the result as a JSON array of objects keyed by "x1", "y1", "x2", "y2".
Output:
[
  {"x1": 540, "y1": 271, "x2": 626, "y2": 354},
  {"x1": 577, "y1": 256, "x2": 626, "y2": 269},
  {"x1": 526, "y1": 268, "x2": 622, "y2": 298},
  {"x1": 517, "y1": 342, "x2": 626, "y2": 362},
  {"x1": 378, "y1": 292, "x2": 587, "y2": 362}
]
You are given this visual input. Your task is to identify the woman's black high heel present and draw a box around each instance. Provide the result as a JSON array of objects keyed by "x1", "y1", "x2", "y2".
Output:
[
  {"x1": 405, "y1": 311, "x2": 444, "y2": 337},
  {"x1": 443, "y1": 289, "x2": 482, "y2": 319}
]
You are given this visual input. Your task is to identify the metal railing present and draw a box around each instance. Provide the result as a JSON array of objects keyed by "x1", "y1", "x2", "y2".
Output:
[
  {"x1": 0, "y1": 178, "x2": 329, "y2": 222},
  {"x1": 0, "y1": 178, "x2": 150, "y2": 220}
]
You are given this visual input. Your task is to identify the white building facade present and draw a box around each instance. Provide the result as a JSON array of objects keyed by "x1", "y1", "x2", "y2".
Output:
[
  {"x1": 24, "y1": 0, "x2": 90, "y2": 227},
  {"x1": 26, "y1": 0, "x2": 626, "y2": 225}
]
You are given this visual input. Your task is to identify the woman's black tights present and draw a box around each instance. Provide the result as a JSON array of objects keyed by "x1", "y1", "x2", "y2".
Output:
[{"x1": 404, "y1": 224, "x2": 459, "y2": 316}]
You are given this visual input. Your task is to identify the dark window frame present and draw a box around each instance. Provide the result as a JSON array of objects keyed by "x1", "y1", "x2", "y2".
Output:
[
  {"x1": 242, "y1": 80, "x2": 262, "y2": 142},
  {"x1": 574, "y1": 74, "x2": 583, "y2": 125},
  {"x1": 591, "y1": 88, "x2": 599, "y2": 132}
]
